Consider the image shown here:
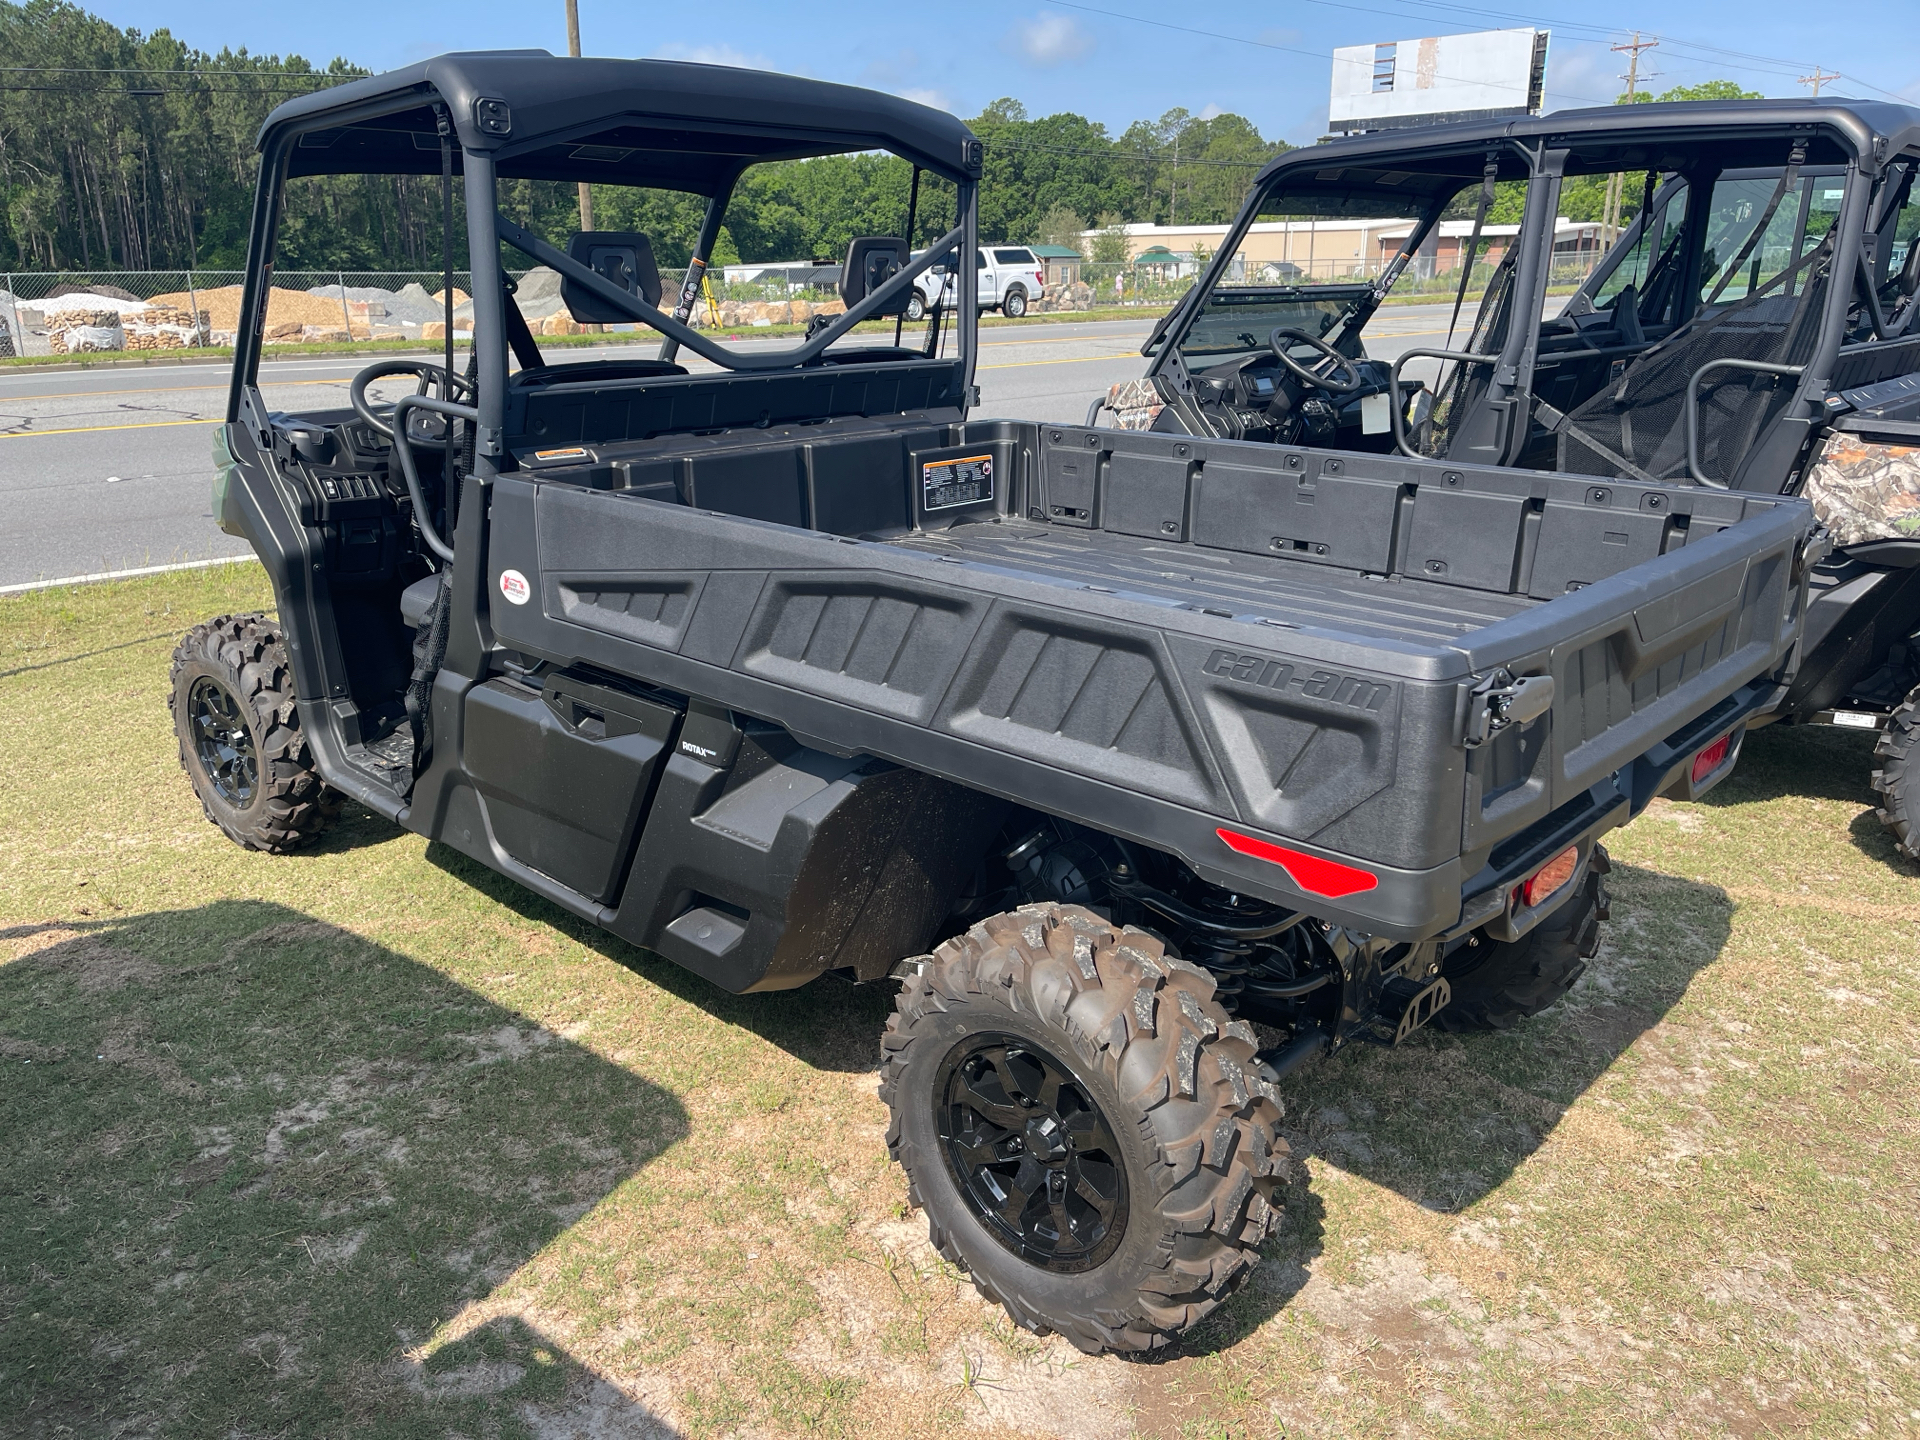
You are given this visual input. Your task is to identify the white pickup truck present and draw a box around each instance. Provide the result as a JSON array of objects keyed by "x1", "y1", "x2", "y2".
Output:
[{"x1": 907, "y1": 244, "x2": 1046, "y2": 319}]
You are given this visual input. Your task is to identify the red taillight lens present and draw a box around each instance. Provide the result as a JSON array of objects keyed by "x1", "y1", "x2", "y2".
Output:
[
  {"x1": 1522, "y1": 846, "x2": 1580, "y2": 908},
  {"x1": 1691, "y1": 734, "x2": 1732, "y2": 785}
]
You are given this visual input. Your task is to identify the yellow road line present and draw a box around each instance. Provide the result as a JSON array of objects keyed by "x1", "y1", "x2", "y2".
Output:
[
  {"x1": 0, "y1": 417, "x2": 219, "y2": 439},
  {"x1": 979, "y1": 354, "x2": 1135, "y2": 370},
  {"x1": 6, "y1": 328, "x2": 1459, "y2": 425},
  {"x1": 0, "y1": 377, "x2": 353, "y2": 402}
]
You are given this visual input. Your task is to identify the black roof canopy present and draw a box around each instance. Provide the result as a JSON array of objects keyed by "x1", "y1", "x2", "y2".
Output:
[
  {"x1": 1251, "y1": 98, "x2": 1920, "y2": 203},
  {"x1": 264, "y1": 50, "x2": 982, "y2": 193}
]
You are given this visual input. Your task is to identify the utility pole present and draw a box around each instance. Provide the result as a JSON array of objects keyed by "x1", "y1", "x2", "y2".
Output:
[
  {"x1": 1799, "y1": 67, "x2": 1839, "y2": 96},
  {"x1": 1601, "y1": 32, "x2": 1660, "y2": 244},
  {"x1": 565, "y1": 0, "x2": 594, "y2": 231}
]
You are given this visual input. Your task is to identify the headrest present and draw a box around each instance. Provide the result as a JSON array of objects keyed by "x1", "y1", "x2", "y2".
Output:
[
  {"x1": 563, "y1": 232, "x2": 662, "y2": 323},
  {"x1": 840, "y1": 237, "x2": 910, "y2": 315}
]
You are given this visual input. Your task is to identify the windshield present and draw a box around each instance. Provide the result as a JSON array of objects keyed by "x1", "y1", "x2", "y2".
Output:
[{"x1": 1169, "y1": 181, "x2": 1443, "y2": 367}]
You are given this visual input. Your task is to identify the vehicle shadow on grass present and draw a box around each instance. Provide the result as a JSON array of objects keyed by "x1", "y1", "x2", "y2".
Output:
[
  {"x1": 1151, "y1": 857, "x2": 1740, "y2": 1361},
  {"x1": 425, "y1": 842, "x2": 897, "y2": 1075},
  {"x1": 1699, "y1": 723, "x2": 1919, "y2": 871},
  {"x1": 0, "y1": 902, "x2": 688, "y2": 1438},
  {"x1": 1702, "y1": 720, "x2": 1878, "y2": 807}
]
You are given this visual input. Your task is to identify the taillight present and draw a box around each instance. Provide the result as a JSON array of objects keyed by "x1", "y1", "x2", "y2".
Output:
[
  {"x1": 1521, "y1": 845, "x2": 1579, "y2": 908},
  {"x1": 1691, "y1": 734, "x2": 1731, "y2": 785}
]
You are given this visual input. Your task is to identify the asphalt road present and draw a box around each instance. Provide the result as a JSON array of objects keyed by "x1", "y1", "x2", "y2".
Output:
[{"x1": 0, "y1": 303, "x2": 1482, "y2": 588}]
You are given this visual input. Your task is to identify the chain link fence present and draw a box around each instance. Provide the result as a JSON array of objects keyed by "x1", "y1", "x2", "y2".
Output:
[{"x1": 0, "y1": 252, "x2": 1607, "y2": 357}]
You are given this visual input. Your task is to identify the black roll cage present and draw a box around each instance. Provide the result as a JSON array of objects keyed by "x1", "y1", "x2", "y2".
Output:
[
  {"x1": 1146, "y1": 113, "x2": 1902, "y2": 465},
  {"x1": 227, "y1": 82, "x2": 984, "y2": 471}
]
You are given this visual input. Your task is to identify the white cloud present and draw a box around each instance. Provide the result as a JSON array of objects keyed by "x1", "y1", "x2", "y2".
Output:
[
  {"x1": 897, "y1": 87, "x2": 957, "y2": 113},
  {"x1": 1005, "y1": 13, "x2": 1095, "y2": 69},
  {"x1": 1197, "y1": 102, "x2": 1226, "y2": 121},
  {"x1": 649, "y1": 42, "x2": 779, "y2": 72}
]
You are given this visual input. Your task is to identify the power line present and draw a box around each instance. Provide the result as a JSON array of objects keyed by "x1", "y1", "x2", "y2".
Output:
[
  {"x1": 986, "y1": 138, "x2": 1275, "y2": 169},
  {"x1": 1042, "y1": 0, "x2": 1910, "y2": 107},
  {"x1": 1042, "y1": 0, "x2": 1609, "y2": 105}
]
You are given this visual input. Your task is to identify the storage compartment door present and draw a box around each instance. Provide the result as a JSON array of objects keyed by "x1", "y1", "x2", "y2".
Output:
[{"x1": 462, "y1": 674, "x2": 680, "y2": 903}]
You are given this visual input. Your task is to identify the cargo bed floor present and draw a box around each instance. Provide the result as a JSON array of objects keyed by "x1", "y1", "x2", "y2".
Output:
[{"x1": 889, "y1": 518, "x2": 1535, "y2": 643}]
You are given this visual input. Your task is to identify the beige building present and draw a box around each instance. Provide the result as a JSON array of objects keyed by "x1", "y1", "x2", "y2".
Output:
[{"x1": 1089, "y1": 216, "x2": 1605, "y2": 282}]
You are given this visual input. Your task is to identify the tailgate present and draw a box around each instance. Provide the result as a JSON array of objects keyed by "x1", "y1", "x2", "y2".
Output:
[{"x1": 1455, "y1": 495, "x2": 1814, "y2": 855}]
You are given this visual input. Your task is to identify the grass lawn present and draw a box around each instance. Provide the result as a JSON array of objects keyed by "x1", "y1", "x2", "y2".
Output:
[{"x1": 2, "y1": 564, "x2": 1917, "y2": 1439}]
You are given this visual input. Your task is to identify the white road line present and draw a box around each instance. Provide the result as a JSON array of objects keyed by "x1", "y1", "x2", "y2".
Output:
[{"x1": 0, "y1": 554, "x2": 257, "y2": 596}]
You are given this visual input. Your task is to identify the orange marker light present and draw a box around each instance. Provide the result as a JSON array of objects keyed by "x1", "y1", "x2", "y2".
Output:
[{"x1": 1522, "y1": 846, "x2": 1580, "y2": 909}]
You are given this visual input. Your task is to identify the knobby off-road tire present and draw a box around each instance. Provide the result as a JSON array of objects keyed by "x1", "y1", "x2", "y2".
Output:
[
  {"x1": 881, "y1": 903, "x2": 1287, "y2": 1354},
  {"x1": 1872, "y1": 685, "x2": 1920, "y2": 859},
  {"x1": 170, "y1": 613, "x2": 336, "y2": 853},
  {"x1": 1432, "y1": 849, "x2": 1610, "y2": 1033}
]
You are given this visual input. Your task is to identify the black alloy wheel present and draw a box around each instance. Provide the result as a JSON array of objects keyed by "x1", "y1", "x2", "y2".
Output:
[
  {"x1": 936, "y1": 1033, "x2": 1128, "y2": 1273},
  {"x1": 187, "y1": 675, "x2": 259, "y2": 805},
  {"x1": 882, "y1": 903, "x2": 1286, "y2": 1352},
  {"x1": 170, "y1": 613, "x2": 338, "y2": 852}
]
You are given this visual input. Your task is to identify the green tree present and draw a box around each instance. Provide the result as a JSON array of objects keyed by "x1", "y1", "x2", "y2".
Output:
[
  {"x1": 1090, "y1": 213, "x2": 1130, "y2": 264},
  {"x1": 1036, "y1": 204, "x2": 1086, "y2": 252}
]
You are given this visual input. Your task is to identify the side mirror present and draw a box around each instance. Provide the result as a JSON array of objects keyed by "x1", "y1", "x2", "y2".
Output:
[
  {"x1": 563, "y1": 232, "x2": 662, "y2": 323},
  {"x1": 840, "y1": 237, "x2": 910, "y2": 315}
]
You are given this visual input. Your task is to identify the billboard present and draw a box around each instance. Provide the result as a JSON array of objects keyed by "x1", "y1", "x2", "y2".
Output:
[{"x1": 1329, "y1": 28, "x2": 1548, "y2": 134}]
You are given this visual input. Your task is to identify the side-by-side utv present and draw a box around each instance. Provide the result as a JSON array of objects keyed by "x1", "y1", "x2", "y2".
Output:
[
  {"x1": 1100, "y1": 97, "x2": 1920, "y2": 857},
  {"x1": 173, "y1": 55, "x2": 1819, "y2": 1352}
]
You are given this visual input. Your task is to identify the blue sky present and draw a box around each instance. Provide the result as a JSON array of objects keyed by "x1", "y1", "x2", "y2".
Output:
[{"x1": 88, "y1": 0, "x2": 1920, "y2": 147}]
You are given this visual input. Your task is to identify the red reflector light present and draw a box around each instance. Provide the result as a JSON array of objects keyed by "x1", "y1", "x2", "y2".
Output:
[
  {"x1": 1216, "y1": 829, "x2": 1378, "y2": 898},
  {"x1": 1691, "y1": 734, "x2": 1732, "y2": 785},
  {"x1": 1522, "y1": 845, "x2": 1580, "y2": 908}
]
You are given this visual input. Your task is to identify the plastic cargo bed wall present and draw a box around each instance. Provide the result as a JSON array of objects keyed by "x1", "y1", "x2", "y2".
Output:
[{"x1": 476, "y1": 420, "x2": 1810, "y2": 935}]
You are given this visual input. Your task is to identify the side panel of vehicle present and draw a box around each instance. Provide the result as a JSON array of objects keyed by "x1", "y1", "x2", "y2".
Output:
[{"x1": 449, "y1": 420, "x2": 1808, "y2": 941}]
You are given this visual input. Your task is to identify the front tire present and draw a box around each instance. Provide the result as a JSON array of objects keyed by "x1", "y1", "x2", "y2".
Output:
[
  {"x1": 1432, "y1": 850, "x2": 1609, "y2": 1032},
  {"x1": 169, "y1": 613, "x2": 335, "y2": 853},
  {"x1": 1872, "y1": 684, "x2": 1920, "y2": 859},
  {"x1": 881, "y1": 904, "x2": 1286, "y2": 1354},
  {"x1": 1002, "y1": 287, "x2": 1028, "y2": 318}
]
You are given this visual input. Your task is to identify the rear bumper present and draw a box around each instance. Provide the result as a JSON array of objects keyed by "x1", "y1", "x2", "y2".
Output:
[{"x1": 1443, "y1": 676, "x2": 1779, "y2": 943}]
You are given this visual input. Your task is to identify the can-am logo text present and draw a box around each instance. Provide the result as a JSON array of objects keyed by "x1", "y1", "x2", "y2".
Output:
[{"x1": 1203, "y1": 649, "x2": 1391, "y2": 711}]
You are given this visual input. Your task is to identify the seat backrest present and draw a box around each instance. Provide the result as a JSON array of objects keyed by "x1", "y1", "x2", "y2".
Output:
[
  {"x1": 562, "y1": 232, "x2": 662, "y2": 323},
  {"x1": 1557, "y1": 237, "x2": 1834, "y2": 487},
  {"x1": 841, "y1": 237, "x2": 910, "y2": 316}
]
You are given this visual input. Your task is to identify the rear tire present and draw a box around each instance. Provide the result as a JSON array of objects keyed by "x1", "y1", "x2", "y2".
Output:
[
  {"x1": 1002, "y1": 287, "x2": 1028, "y2": 318},
  {"x1": 170, "y1": 613, "x2": 335, "y2": 853},
  {"x1": 881, "y1": 903, "x2": 1286, "y2": 1354},
  {"x1": 1432, "y1": 849, "x2": 1610, "y2": 1032},
  {"x1": 1872, "y1": 684, "x2": 1920, "y2": 859},
  {"x1": 905, "y1": 292, "x2": 926, "y2": 322}
]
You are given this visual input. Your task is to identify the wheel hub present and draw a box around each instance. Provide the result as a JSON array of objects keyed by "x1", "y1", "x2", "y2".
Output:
[
  {"x1": 187, "y1": 676, "x2": 258, "y2": 806},
  {"x1": 935, "y1": 1033, "x2": 1129, "y2": 1273}
]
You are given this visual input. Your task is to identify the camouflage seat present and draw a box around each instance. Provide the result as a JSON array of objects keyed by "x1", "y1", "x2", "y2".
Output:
[{"x1": 1803, "y1": 433, "x2": 1920, "y2": 547}]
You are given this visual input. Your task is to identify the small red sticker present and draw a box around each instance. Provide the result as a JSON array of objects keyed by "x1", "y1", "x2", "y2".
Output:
[{"x1": 498, "y1": 568, "x2": 531, "y2": 606}]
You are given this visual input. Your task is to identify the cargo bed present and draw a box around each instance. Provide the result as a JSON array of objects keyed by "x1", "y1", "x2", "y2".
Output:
[{"x1": 468, "y1": 408, "x2": 1815, "y2": 939}]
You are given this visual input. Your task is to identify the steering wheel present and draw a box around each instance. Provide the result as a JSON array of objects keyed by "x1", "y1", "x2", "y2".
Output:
[
  {"x1": 350, "y1": 360, "x2": 474, "y2": 447},
  {"x1": 1267, "y1": 327, "x2": 1365, "y2": 396}
]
